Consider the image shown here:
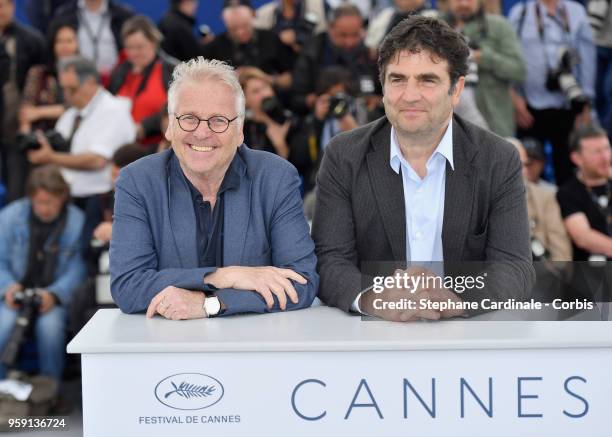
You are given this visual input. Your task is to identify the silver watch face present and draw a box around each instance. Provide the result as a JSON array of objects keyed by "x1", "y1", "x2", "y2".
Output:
[{"x1": 205, "y1": 296, "x2": 221, "y2": 316}]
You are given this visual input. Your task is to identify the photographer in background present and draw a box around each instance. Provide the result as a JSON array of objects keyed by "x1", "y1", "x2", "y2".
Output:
[
  {"x1": 291, "y1": 4, "x2": 380, "y2": 115},
  {"x1": 289, "y1": 66, "x2": 358, "y2": 212},
  {"x1": 27, "y1": 56, "x2": 136, "y2": 250},
  {"x1": 202, "y1": 1, "x2": 294, "y2": 91},
  {"x1": 509, "y1": 0, "x2": 596, "y2": 185},
  {"x1": 239, "y1": 66, "x2": 294, "y2": 158},
  {"x1": 0, "y1": 165, "x2": 85, "y2": 386},
  {"x1": 443, "y1": 0, "x2": 526, "y2": 138}
]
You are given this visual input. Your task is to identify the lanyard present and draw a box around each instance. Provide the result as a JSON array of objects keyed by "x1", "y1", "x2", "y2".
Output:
[{"x1": 78, "y1": 8, "x2": 110, "y2": 64}]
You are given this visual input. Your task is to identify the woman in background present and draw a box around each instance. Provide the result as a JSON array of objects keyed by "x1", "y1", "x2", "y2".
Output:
[
  {"x1": 108, "y1": 15, "x2": 176, "y2": 150},
  {"x1": 18, "y1": 23, "x2": 79, "y2": 135}
]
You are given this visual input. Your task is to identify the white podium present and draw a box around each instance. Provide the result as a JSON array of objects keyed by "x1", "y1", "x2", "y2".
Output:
[{"x1": 67, "y1": 306, "x2": 612, "y2": 437}]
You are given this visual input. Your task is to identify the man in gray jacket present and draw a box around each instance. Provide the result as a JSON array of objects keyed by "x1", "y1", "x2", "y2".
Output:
[{"x1": 312, "y1": 16, "x2": 535, "y2": 322}]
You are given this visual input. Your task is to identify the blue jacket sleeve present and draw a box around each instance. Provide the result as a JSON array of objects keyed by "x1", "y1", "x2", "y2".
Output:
[
  {"x1": 215, "y1": 164, "x2": 319, "y2": 315},
  {"x1": 575, "y1": 8, "x2": 596, "y2": 100},
  {"x1": 0, "y1": 210, "x2": 19, "y2": 299},
  {"x1": 110, "y1": 168, "x2": 217, "y2": 314}
]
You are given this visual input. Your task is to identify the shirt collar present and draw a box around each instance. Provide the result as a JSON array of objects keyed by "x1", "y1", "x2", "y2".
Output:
[
  {"x1": 536, "y1": 0, "x2": 565, "y2": 16},
  {"x1": 389, "y1": 120, "x2": 454, "y2": 174},
  {"x1": 78, "y1": 0, "x2": 109, "y2": 15},
  {"x1": 78, "y1": 87, "x2": 103, "y2": 118}
]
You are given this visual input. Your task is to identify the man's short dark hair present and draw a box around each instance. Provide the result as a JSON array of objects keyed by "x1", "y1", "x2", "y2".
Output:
[
  {"x1": 329, "y1": 4, "x2": 362, "y2": 24},
  {"x1": 26, "y1": 165, "x2": 70, "y2": 199},
  {"x1": 569, "y1": 123, "x2": 609, "y2": 153},
  {"x1": 112, "y1": 144, "x2": 148, "y2": 168},
  {"x1": 315, "y1": 66, "x2": 357, "y2": 96},
  {"x1": 377, "y1": 16, "x2": 470, "y2": 92},
  {"x1": 58, "y1": 55, "x2": 100, "y2": 85}
]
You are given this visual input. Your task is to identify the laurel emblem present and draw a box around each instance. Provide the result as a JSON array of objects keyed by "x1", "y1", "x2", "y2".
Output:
[{"x1": 164, "y1": 381, "x2": 216, "y2": 399}]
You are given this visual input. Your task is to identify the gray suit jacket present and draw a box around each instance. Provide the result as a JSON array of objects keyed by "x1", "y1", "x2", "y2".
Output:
[{"x1": 312, "y1": 115, "x2": 535, "y2": 313}]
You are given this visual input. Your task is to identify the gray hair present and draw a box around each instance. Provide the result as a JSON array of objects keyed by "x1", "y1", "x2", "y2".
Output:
[
  {"x1": 167, "y1": 57, "x2": 245, "y2": 122},
  {"x1": 58, "y1": 55, "x2": 100, "y2": 84}
]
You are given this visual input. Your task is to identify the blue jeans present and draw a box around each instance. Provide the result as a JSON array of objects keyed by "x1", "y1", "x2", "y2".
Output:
[{"x1": 0, "y1": 303, "x2": 67, "y2": 381}]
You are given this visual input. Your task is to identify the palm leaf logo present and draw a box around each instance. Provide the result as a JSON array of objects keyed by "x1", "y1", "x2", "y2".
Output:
[{"x1": 164, "y1": 381, "x2": 216, "y2": 399}]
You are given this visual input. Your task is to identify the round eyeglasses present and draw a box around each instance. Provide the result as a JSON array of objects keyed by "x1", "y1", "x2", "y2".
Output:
[{"x1": 174, "y1": 113, "x2": 238, "y2": 134}]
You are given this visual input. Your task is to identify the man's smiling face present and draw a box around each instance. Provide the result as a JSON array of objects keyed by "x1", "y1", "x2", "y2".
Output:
[{"x1": 166, "y1": 79, "x2": 243, "y2": 179}]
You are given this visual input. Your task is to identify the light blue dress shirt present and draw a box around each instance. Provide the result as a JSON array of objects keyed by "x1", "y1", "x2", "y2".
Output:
[
  {"x1": 352, "y1": 122, "x2": 454, "y2": 312},
  {"x1": 508, "y1": 0, "x2": 596, "y2": 110},
  {"x1": 389, "y1": 123, "x2": 454, "y2": 263}
]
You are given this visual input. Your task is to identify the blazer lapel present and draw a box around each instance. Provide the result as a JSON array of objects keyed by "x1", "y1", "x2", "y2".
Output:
[
  {"x1": 222, "y1": 150, "x2": 251, "y2": 266},
  {"x1": 442, "y1": 118, "x2": 478, "y2": 261},
  {"x1": 366, "y1": 122, "x2": 407, "y2": 261},
  {"x1": 167, "y1": 155, "x2": 198, "y2": 268}
]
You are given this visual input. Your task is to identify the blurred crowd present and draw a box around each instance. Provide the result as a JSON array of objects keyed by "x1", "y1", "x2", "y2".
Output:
[{"x1": 0, "y1": 0, "x2": 611, "y2": 411}]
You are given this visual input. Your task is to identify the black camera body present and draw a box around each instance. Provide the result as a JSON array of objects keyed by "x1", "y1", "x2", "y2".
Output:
[
  {"x1": 546, "y1": 47, "x2": 590, "y2": 114},
  {"x1": 16, "y1": 130, "x2": 70, "y2": 154},
  {"x1": 464, "y1": 39, "x2": 481, "y2": 87},
  {"x1": 261, "y1": 96, "x2": 293, "y2": 125},
  {"x1": 328, "y1": 93, "x2": 352, "y2": 119},
  {"x1": 0, "y1": 289, "x2": 42, "y2": 369}
]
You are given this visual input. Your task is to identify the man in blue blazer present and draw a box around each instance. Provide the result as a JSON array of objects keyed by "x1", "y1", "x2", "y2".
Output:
[{"x1": 110, "y1": 57, "x2": 318, "y2": 319}]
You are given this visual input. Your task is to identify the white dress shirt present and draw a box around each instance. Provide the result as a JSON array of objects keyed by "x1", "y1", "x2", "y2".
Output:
[
  {"x1": 77, "y1": 0, "x2": 118, "y2": 74},
  {"x1": 352, "y1": 121, "x2": 454, "y2": 313},
  {"x1": 55, "y1": 88, "x2": 136, "y2": 197}
]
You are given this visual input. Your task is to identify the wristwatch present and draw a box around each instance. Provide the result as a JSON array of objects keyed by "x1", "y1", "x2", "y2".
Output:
[{"x1": 203, "y1": 295, "x2": 222, "y2": 317}]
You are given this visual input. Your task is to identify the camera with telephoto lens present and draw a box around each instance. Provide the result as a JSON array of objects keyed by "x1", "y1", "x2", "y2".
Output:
[
  {"x1": 0, "y1": 289, "x2": 42, "y2": 369},
  {"x1": 465, "y1": 40, "x2": 480, "y2": 87},
  {"x1": 261, "y1": 96, "x2": 292, "y2": 125},
  {"x1": 546, "y1": 47, "x2": 590, "y2": 114},
  {"x1": 587, "y1": 0, "x2": 609, "y2": 32},
  {"x1": 16, "y1": 130, "x2": 70, "y2": 154},
  {"x1": 328, "y1": 93, "x2": 352, "y2": 119}
]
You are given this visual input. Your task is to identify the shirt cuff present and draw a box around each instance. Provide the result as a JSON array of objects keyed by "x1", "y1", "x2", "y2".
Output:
[{"x1": 351, "y1": 285, "x2": 374, "y2": 315}]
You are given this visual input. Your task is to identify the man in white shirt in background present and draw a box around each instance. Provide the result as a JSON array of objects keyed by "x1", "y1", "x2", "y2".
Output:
[{"x1": 27, "y1": 55, "x2": 136, "y2": 247}]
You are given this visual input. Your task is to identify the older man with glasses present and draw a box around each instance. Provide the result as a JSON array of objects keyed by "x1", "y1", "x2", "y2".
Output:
[{"x1": 109, "y1": 57, "x2": 318, "y2": 320}]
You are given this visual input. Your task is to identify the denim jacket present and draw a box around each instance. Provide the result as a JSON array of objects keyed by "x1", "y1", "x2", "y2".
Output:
[{"x1": 0, "y1": 199, "x2": 86, "y2": 306}]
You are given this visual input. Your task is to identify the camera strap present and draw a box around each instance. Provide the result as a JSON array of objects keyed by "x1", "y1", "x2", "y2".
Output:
[
  {"x1": 530, "y1": 2, "x2": 573, "y2": 73},
  {"x1": 534, "y1": 1, "x2": 571, "y2": 40}
]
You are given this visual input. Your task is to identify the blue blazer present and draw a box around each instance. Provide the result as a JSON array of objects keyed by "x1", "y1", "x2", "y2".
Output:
[{"x1": 110, "y1": 146, "x2": 319, "y2": 316}]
